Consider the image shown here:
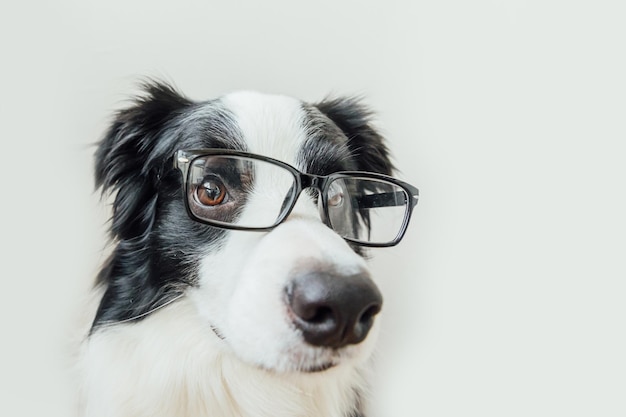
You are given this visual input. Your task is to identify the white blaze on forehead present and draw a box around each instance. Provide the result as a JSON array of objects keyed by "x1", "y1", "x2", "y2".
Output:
[
  {"x1": 220, "y1": 91, "x2": 308, "y2": 167},
  {"x1": 221, "y1": 91, "x2": 315, "y2": 226}
]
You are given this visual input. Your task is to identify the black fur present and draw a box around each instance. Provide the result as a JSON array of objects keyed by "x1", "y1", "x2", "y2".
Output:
[
  {"x1": 92, "y1": 82, "x2": 393, "y2": 333},
  {"x1": 314, "y1": 96, "x2": 394, "y2": 175},
  {"x1": 92, "y1": 81, "x2": 242, "y2": 329},
  {"x1": 95, "y1": 81, "x2": 193, "y2": 240}
]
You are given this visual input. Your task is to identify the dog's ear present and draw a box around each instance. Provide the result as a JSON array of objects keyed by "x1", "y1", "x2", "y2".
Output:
[
  {"x1": 95, "y1": 80, "x2": 193, "y2": 240},
  {"x1": 314, "y1": 97, "x2": 394, "y2": 175}
]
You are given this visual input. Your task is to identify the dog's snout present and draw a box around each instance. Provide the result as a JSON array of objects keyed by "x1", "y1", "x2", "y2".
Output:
[{"x1": 287, "y1": 270, "x2": 382, "y2": 349}]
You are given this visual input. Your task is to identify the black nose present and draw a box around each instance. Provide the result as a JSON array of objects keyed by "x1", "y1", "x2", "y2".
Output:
[{"x1": 287, "y1": 271, "x2": 383, "y2": 349}]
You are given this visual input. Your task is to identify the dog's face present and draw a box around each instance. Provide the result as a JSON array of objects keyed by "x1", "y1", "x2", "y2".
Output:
[{"x1": 93, "y1": 82, "x2": 404, "y2": 375}]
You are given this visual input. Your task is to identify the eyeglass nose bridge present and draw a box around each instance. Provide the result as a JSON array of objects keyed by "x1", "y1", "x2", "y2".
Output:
[{"x1": 299, "y1": 172, "x2": 326, "y2": 191}]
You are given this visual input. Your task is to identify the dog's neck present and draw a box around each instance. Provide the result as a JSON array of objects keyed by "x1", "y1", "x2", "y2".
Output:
[{"x1": 80, "y1": 297, "x2": 368, "y2": 417}]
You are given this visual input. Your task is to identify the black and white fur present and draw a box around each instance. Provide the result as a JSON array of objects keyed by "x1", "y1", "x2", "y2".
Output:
[{"x1": 78, "y1": 81, "x2": 395, "y2": 417}]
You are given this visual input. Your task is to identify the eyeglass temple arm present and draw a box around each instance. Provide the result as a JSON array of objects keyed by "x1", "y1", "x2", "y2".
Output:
[{"x1": 353, "y1": 191, "x2": 418, "y2": 209}]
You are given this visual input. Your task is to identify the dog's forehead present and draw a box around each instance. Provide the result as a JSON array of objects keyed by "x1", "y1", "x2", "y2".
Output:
[{"x1": 219, "y1": 91, "x2": 309, "y2": 165}]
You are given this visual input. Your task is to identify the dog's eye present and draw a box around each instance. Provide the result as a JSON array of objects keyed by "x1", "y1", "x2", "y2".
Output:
[
  {"x1": 195, "y1": 178, "x2": 227, "y2": 206},
  {"x1": 327, "y1": 183, "x2": 344, "y2": 207}
]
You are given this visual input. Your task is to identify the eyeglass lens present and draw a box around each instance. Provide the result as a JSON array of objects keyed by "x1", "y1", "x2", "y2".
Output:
[
  {"x1": 188, "y1": 155, "x2": 296, "y2": 228},
  {"x1": 326, "y1": 177, "x2": 409, "y2": 244}
]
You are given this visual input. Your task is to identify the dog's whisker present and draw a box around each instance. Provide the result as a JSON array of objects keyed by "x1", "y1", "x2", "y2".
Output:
[{"x1": 97, "y1": 293, "x2": 185, "y2": 329}]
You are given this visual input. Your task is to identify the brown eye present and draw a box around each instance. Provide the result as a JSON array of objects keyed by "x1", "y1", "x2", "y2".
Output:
[{"x1": 195, "y1": 179, "x2": 227, "y2": 206}]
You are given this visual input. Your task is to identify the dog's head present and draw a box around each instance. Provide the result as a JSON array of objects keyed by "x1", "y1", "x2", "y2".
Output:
[{"x1": 93, "y1": 80, "x2": 417, "y2": 373}]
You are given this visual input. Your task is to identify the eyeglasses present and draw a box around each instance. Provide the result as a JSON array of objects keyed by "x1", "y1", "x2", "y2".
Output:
[{"x1": 173, "y1": 149, "x2": 419, "y2": 247}]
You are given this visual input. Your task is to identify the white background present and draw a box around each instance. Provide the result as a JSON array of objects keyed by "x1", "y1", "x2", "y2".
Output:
[{"x1": 1, "y1": 1, "x2": 625, "y2": 416}]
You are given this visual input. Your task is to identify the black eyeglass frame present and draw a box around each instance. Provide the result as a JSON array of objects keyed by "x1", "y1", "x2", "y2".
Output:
[{"x1": 173, "y1": 149, "x2": 419, "y2": 247}]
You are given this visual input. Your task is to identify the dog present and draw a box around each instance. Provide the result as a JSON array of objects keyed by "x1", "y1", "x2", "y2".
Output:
[{"x1": 78, "y1": 80, "x2": 419, "y2": 417}]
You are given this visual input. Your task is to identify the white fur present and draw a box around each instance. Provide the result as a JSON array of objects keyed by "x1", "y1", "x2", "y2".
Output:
[{"x1": 78, "y1": 92, "x2": 380, "y2": 416}]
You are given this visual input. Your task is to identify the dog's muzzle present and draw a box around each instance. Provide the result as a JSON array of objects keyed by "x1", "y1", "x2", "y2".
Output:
[{"x1": 286, "y1": 270, "x2": 382, "y2": 349}]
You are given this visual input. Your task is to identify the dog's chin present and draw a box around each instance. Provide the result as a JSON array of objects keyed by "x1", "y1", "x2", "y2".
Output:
[
  {"x1": 255, "y1": 358, "x2": 340, "y2": 375},
  {"x1": 265, "y1": 343, "x2": 369, "y2": 375},
  {"x1": 300, "y1": 362, "x2": 337, "y2": 373}
]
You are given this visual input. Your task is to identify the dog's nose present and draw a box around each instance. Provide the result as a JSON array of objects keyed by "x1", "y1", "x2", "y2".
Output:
[{"x1": 287, "y1": 271, "x2": 382, "y2": 348}]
